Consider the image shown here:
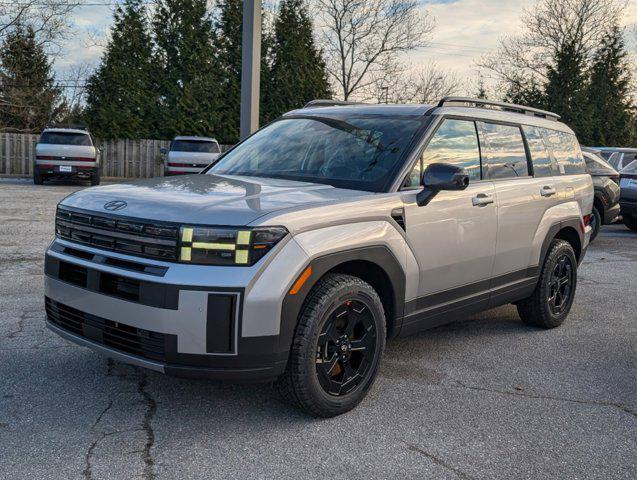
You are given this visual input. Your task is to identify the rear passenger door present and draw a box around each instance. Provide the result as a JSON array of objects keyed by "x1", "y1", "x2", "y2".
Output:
[{"x1": 478, "y1": 122, "x2": 556, "y2": 296}]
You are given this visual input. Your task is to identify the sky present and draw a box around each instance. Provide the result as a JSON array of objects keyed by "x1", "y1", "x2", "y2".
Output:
[{"x1": 55, "y1": 0, "x2": 637, "y2": 96}]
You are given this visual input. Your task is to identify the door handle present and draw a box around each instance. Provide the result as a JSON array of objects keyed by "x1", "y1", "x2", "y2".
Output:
[
  {"x1": 472, "y1": 193, "x2": 494, "y2": 206},
  {"x1": 540, "y1": 185, "x2": 557, "y2": 197}
]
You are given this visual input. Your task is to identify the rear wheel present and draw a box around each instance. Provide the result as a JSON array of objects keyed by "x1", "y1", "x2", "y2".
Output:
[
  {"x1": 275, "y1": 274, "x2": 386, "y2": 417},
  {"x1": 90, "y1": 169, "x2": 100, "y2": 186},
  {"x1": 33, "y1": 172, "x2": 44, "y2": 185},
  {"x1": 517, "y1": 239, "x2": 577, "y2": 329},
  {"x1": 590, "y1": 206, "x2": 601, "y2": 241},
  {"x1": 623, "y1": 214, "x2": 637, "y2": 232}
]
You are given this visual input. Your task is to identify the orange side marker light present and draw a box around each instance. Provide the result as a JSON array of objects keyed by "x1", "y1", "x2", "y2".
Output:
[{"x1": 289, "y1": 266, "x2": 312, "y2": 295}]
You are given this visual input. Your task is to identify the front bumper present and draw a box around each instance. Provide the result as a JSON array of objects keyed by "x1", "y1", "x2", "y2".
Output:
[
  {"x1": 604, "y1": 202, "x2": 621, "y2": 224},
  {"x1": 44, "y1": 236, "x2": 309, "y2": 381}
]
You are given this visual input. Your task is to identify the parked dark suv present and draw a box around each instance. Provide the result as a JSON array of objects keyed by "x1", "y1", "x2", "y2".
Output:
[{"x1": 581, "y1": 149, "x2": 620, "y2": 240}]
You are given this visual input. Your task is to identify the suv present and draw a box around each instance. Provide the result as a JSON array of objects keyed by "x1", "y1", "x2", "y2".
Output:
[
  {"x1": 596, "y1": 147, "x2": 637, "y2": 171},
  {"x1": 44, "y1": 98, "x2": 593, "y2": 417},
  {"x1": 34, "y1": 127, "x2": 100, "y2": 185},
  {"x1": 161, "y1": 136, "x2": 221, "y2": 175},
  {"x1": 581, "y1": 148, "x2": 620, "y2": 240}
]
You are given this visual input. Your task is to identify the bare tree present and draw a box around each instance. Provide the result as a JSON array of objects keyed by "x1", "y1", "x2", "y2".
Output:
[
  {"x1": 0, "y1": 0, "x2": 81, "y2": 50},
  {"x1": 315, "y1": 0, "x2": 434, "y2": 100},
  {"x1": 407, "y1": 62, "x2": 460, "y2": 104},
  {"x1": 479, "y1": 0, "x2": 626, "y2": 87}
]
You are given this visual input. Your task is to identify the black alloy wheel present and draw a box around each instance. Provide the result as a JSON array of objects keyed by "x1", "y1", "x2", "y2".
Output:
[
  {"x1": 547, "y1": 254, "x2": 574, "y2": 315},
  {"x1": 315, "y1": 299, "x2": 377, "y2": 396}
]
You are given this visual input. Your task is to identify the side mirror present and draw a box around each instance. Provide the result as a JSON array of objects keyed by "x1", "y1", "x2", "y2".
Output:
[
  {"x1": 416, "y1": 163, "x2": 470, "y2": 207},
  {"x1": 159, "y1": 147, "x2": 168, "y2": 155}
]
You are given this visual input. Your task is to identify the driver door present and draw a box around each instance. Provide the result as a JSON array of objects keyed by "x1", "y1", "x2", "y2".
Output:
[{"x1": 400, "y1": 118, "x2": 497, "y2": 329}]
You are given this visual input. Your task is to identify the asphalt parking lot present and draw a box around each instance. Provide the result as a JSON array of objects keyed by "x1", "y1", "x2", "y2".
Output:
[{"x1": 0, "y1": 177, "x2": 635, "y2": 480}]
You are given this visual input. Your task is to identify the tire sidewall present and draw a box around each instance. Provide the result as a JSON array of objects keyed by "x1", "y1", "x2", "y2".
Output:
[
  {"x1": 301, "y1": 281, "x2": 386, "y2": 413},
  {"x1": 539, "y1": 240, "x2": 578, "y2": 327},
  {"x1": 590, "y1": 206, "x2": 601, "y2": 240}
]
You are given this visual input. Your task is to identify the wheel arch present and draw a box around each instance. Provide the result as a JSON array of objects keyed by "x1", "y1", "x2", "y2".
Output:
[
  {"x1": 279, "y1": 246, "x2": 406, "y2": 354},
  {"x1": 539, "y1": 220, "x2": 583, "y2": 267}
]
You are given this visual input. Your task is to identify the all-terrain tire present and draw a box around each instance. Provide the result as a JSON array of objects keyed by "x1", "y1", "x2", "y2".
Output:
[
  {"x1": 275, "y1": 273, "x2": 386, "y2": 417},
  {"x1": 516, "y1": 239, "x2": 577, "y2": 329}
]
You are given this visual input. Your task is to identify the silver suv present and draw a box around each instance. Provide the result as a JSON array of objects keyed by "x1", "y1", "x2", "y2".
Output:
[
  {"x1": 34, "y1": 127, "x2": 100, "y2": 185},
  {"x1": 44, "y1": 97, "x2": 593, "y2": 417}
]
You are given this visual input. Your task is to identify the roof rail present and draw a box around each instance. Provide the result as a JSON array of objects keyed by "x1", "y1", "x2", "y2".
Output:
[
  {"x1": 45, "y1": 123, "x2": 90, "y2": 131},
  {"x1": 303, "y1": 99, "x2": 364, "y2": 108},
  {"x1": 437, "y1": 96, "x2": 560, "y2": 120}
]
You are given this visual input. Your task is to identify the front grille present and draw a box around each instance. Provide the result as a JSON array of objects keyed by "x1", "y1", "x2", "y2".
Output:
[
  {"x1": 46, "y1": 297, "x2": 166, "y2": 362},
  {"x1": 56, "y1": 207, "x2": 179, "y2": 261}
]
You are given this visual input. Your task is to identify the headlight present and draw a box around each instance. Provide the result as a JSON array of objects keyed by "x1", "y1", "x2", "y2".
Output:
[{"x1": 179, "y1": 226, "x2": 288, "y2": 266}]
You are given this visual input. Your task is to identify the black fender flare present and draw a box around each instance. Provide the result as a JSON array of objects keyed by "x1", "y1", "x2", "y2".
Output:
[
  {"x1": 538, "y1": 218, "x2": 584, "y2": 268},
  {"x1": 278, "y1": 245, "x2": 406, "y2": 355}
]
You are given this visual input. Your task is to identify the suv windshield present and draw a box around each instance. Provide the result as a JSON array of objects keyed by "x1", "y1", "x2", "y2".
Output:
[
  {"x1": 40, "y1": 131, "x2": 91, "y2": 146},
  {"x1": 208, "y1": 115, "x2": 425, "y2": 192},
  {"x1": 172, "y1": 140, "x2": 220, "y2": 153}
]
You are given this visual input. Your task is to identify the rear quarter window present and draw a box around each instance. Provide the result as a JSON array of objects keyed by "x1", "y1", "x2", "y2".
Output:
[{"x1": 541, "y1": 129, "x2": 585, "y2": 175}]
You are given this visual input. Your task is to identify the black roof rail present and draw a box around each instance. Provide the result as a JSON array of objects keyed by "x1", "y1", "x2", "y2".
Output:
[
  {"x1": 303, "y1": 99, "x2": 365, "y2": 108},
  {"x1": 45, "y1": 123, "x2": 90, "y2": 131},
  {"x1": 437, "y1": 96, "x2": 560, "y2": 120}
]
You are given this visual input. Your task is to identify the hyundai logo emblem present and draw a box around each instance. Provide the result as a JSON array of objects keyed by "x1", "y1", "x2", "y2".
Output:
[{"x1": 103, "y1": 200, "x2": 127, "y2": 211}]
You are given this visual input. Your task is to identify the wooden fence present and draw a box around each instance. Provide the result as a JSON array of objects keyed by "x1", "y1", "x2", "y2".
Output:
[{"x1": 0, "y1": 132, "x2": 230, "y2": 178}]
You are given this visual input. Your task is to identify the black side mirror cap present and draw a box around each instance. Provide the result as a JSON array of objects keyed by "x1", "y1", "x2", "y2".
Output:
[{"x1": 416, "y1": 163, "x2": 470, "y2": 206}]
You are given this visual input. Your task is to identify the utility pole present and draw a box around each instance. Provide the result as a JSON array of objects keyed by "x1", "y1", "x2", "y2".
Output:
[{"x1": 240, "y1": 0, "x2": 261, "y2": 140}]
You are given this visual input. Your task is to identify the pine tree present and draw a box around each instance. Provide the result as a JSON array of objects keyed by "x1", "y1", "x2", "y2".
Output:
[
  {"x1": 0, "y1": 25, "x2": 63, "y2": 132},
  {"x1": 84, "y1": 0, "x2": 155, "y2": 138},
  {"x1": 545, "y1": 41, "x2": 592, "y2": 142},
  {"x1": 587, "y1": 25, "x2": 635, "y2": 146},
  {"x1": 262, "y1": 0, "x2": 331, "y2": 123},
  {"x1": 153, "y1": 0, "x2": 220, "y2": 139},
  {"x1": 504, "y1": 76, "x2": 545, "y2": 109}
]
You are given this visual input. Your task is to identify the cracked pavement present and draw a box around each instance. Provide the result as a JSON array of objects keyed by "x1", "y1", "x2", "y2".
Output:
[{"x1": 0, "y1": 178, "x2": 635, "y2": 479}]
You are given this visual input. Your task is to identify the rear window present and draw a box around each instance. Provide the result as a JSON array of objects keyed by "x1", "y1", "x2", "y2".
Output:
[
  {"x1": 40, "y1": 131, "x2": 92, "y2": 146},
  {"x1": 479, "y1": 122, "x2": 529, "y2": 179},
  {"x1": 541, "y1": 129, "x2": 585, "y2": 175},
  {"x1": 171, "y1": 140, "x2": 220, "y2": 153}
]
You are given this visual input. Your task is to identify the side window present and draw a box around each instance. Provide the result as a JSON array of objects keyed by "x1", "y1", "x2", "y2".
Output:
[
  {"x1": 542, "y1": 129, "x2": 586, "y2": 175},
  {"x1": 522, "y1": 125, "x2": 556, "y2": 177},
  {"x1": 403, "y1": 158, "x2": 422, "y2": 188},
  {"x1": 420, "y1": 119, "x2": 482, "y2": 182},
  {"x1": 479, "y1": 122, "x2": 529, "y2": 179}
]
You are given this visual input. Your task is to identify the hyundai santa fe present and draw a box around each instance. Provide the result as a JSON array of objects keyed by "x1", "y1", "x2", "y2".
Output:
[{"x1": 44, "y1": 97, "x2": 594, "y2": 417}]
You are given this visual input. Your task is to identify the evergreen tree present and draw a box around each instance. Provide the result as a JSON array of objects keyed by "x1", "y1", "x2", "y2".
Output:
[
  {"x1": 0, "y1": 25, "x2": 63, "y2": 132},
  {"x1": 262, "y1": 0, "x2": 331, "y2": 123},
  {"x1": 475, "y1": 76, "x2": 487, "y2": 100},
  {"x1": 504, "y1": 76, "x2": 545, "y2": 109},
  {"x1": 84, "y1": 0, "x2": 155, "y2": 139},
  {"x1": 587, "y1": 25, "x2": 635, "y2": 146},
  {"x1": 153, "y1": 0, "x2": 220, "y2": 139},
  {"x1": 544, "y1": 41, "x2": 592, "y2": 142},
  {"x1": 213, "y1": 0, "x2": 245, "y2": 143}
]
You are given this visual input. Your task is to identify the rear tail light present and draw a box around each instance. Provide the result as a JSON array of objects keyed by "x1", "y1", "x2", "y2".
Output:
[{"x1": 583, "y1": 214, "x2": 592, "y2": 226}]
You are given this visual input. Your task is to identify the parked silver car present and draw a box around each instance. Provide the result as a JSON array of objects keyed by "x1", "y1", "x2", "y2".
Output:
[
  {"x1": 34, "y1": 127, "x2": 100, "y2": 185},
  {"x1": 44, "y1": 97, "x2": 593, "y2": 417},
  {"x1": 162, "y1": 136, "x2": 221, "y2": 175}
]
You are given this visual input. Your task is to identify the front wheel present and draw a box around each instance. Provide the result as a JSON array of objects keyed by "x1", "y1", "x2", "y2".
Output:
[
  {"x1": 516, "y1": 239, "x2": 577, "y2": 328},
  {"x1": 623, "y1": 214, "x2": 637, "y2": 232},
  {"x1": 276, "y1": 274, "x2": 386, "y2": 417}
]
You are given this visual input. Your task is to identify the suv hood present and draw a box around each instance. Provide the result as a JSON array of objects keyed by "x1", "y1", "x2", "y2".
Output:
[{"x1": 60, "y1": 174, "x2": 373, "y2": 226}]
